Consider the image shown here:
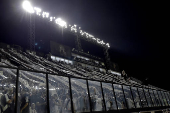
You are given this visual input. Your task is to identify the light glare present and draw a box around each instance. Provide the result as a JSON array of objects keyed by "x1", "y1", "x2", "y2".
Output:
[
  {"x1": 55, "y1": 18, "x2": 67, "y2": 28},
  {"x1": 106, "y1": 43, "x2": 110, "y2": 48},
  {"x1": 97, "y1": 38, "x2": 101, "y2": 44},
  {"x1": 22, "y1": 1, "x2": 34, "y2": 13},
  {"x1": 22, "y1": 1, "x2": 110, "y2": 47},
  {"x1": 50, "y1": 17, "x2": 53, "y2": 21},
  {"x1": 34, "y1": 7, "x2": 41, "y2": 15},
  {"x1": 46, "y1": 12, "x2": 49, "y2": 18}
]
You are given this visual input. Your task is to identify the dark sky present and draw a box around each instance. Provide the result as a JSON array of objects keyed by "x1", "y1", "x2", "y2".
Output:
[{"x1": 0, "y1": 0, "x2": 168, "y2": 90}]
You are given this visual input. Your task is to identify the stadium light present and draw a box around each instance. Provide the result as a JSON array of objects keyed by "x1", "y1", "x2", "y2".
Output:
[
  {"x1": 22, "y1": 1, "x2": 34, "y2": 13},
  {"x1": 100, "y1": 40, "x2": 105, "y2": 45},
  {"x1": 92, "y1": 37, "x2": 96, "y2": 40},
  {"x1": 45, "y1": 12, "x2": 49, "y2": 18},
  {"x1": 42, "y1": 12, "x2": 49, "y2": 18},
  {"x1": 97, "y1": 38, "x2": 101, "y2": 44},
  {"x1": 55, "y1": 18, "x2": 67, "y2": 28},
  {"x1": 89, "y1": 34, "x2": 94, "y2": 38},
  {"x1": 42, "y1": 12, "x2": 45, "y2": 18},
  {"x1": 50, "y1": 17, "x2": 53, "y2": 21},
  {"x1": 34, "y1": 7, "x2": 41, "y2": 15},
  {"x1": 22, "y1": 1, "x2": 111, "y2": 48},
  {"x1": 106, "y1": 43, "x2": 110, "y2": 48}
]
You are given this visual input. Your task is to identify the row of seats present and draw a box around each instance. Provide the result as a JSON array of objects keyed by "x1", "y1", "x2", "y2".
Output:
[
  {"x1": 74, "y1": 56, "x2": 105, "y2": 68},
  {"x1": 0, "y1": 48, "x2": 146, "y2": 89}
]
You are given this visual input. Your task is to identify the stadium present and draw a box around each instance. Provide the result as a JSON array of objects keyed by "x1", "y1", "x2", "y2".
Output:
[{"x1": 0, "y1": 1, "x2": 170, "y2": 113}]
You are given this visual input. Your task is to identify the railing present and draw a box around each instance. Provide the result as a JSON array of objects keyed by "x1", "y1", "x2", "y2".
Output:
[{"x1": 0, "y1": 65, "x2": 170, "y2": 113}]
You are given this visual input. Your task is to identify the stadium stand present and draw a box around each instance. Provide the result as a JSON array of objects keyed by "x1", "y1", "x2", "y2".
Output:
[{"x1": 0, "y1": 44, "x2": 170, "y2": 113}]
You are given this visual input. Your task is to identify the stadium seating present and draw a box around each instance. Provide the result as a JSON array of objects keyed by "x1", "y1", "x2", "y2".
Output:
[
  {"x1": 0, "y1": 47, "x2": 161, "y2": 88},
  {"x1": 1, "y1": 46, "x2": 170, "y2": 113}
]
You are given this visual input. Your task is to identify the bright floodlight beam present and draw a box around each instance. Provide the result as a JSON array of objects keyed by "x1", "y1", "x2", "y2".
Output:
[
  {"x1": 46, "y1": 12, "x2": 49, "y2": 18},
  {"x1": 34, "y1": 7, "x2": 41, "y2": 13},
  {"x1": 22, "y1": 1, "x2": 34, "y2": 13},
  {"x1": 34, "y1": 7, "x2": 42, "y2": 15},
  {"x1": 55, "y1": 18, "x2": 67, "y2": 28}
]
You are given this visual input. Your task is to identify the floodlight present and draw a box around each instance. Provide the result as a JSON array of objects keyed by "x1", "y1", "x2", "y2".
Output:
[
  {"x1": 97, "y1": 39, "x2": 101, "y2": 44},
  {"x1": 89, "y1": 34, "x2": 94, "y2": 38},
  {"x1": 101, "y1": 40, "x2": 105, "y2": 44},
  {"x1": 34, "y1": 7, "x2": 41, "y2": 14},
  {"x1": 71, "y1": 27, "x2": 76, "y2": 32},
  {"x1": 46, "y1": 12, "x2": 49, "y2": 18},
  {"x1": 42, "y1": 12, "x2": 45, "y2": 18},
  {"x1": 22, "y1": 1, "x2": 111, "y2": 47},
  {"x1": 106, "y1": 43, "x2": 110, "y2": 48},
  {"x1": 50, "y1": 17, "x2": 53, "y2": 21},
  {"x1": 22, "y1": 1, "x2": 34, "y2": 13},
  {"x1": 55, "y1": 18, "x2": 67, "y2": 27}
]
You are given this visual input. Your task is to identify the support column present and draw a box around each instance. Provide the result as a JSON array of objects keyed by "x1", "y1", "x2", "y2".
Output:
[
  {"x1": 15, "y1": 68, "x2": 19, "y2": 113},
  {"x1": 112, "y1": 84, "x2": 119, "y2": 110},
  {"x1": 103, "y1": 47, "x2": 111, "y2": 70},
  {"x1": 86, "y1": 80, "x2": 92, "y2": 112},
  {"x1": 100, "y1": 82, "x2": 106, "y2": 111},
  {"x1": 68, "y1": 77, "x2": 74, "y2": 113},
  {"x1": 75, "y1": 34, "x2": 82, "y2": 51},
  {"x1": 46, "y1": 73, "x2": 50, "y2": 113},
  {"x1": 28, "y1": 13, "x2": 35, "y2": 51}
]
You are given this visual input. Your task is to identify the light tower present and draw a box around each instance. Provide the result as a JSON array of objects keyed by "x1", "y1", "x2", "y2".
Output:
[
  {"x1": 28, "y1": 13, "x2": 35, "y2": 51},
  {"x1": 22, "y1": 1, "x2": 111, "y2": 69},
  {"x1": 103, "y1": 47, "x2": 111, "y2": 69},
  {"x1": 22, "y1": 0, "x2": 35, "y2": 51}
]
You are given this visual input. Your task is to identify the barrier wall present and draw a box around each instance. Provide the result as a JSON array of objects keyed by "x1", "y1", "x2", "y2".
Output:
[{"x1": 0, "y1": 67, "x2": 170, "y2": 113}]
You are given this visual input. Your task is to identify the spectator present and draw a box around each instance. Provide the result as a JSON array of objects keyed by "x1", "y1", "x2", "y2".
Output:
[
  {"x1": 63, "y1": 93, "x2": 71, "y2": 112},
  {"x1": 50, "y1": 94, "x2": 61, "y2": 113},
  {"x1": 1, "y1": 88, "x2": 15, "y2": 113},
  {"x1": 29, "y1": 103, "x2": 37, "y2": 113},
  {"x1": 36, "y1": 91, "x2": 47, "y2": 113},
  {"x1": 20, "y1": 91, "x2": 29, "y2": 113}
]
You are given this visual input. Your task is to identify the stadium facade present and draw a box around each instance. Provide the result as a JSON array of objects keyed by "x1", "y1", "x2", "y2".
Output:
[{"x1": 0, "y1": 42, "x2": 170, "y2": 113}]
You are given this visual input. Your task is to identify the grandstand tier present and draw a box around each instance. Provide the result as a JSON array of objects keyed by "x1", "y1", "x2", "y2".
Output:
[{"x1": 0, "y1": 44, "x2": 170, "y2": 113}]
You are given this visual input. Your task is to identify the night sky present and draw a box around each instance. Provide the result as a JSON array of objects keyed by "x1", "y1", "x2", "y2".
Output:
[{"x1": 0, "y1": 1, "x2": 168, "y2": 90}]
